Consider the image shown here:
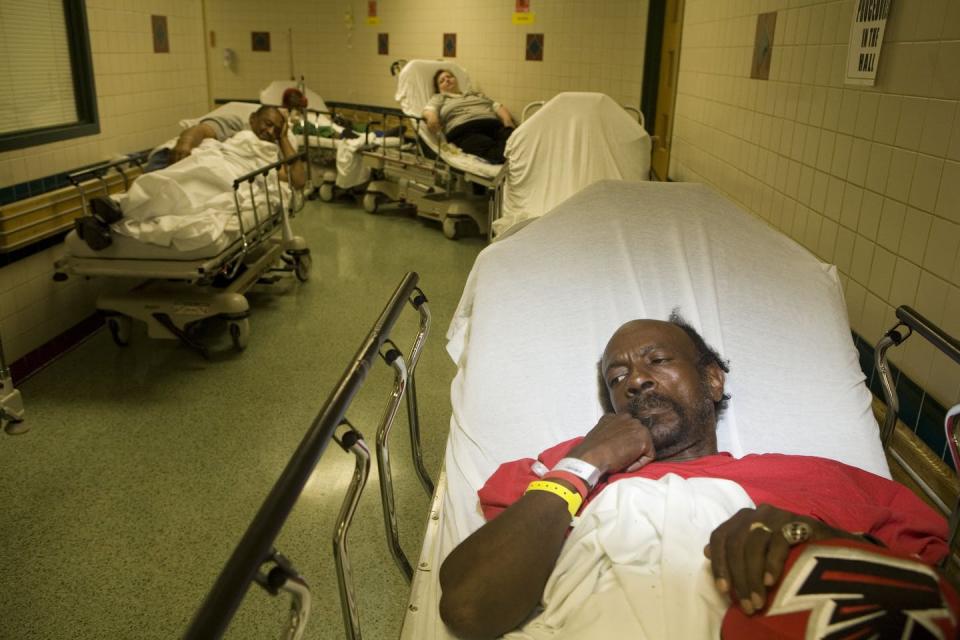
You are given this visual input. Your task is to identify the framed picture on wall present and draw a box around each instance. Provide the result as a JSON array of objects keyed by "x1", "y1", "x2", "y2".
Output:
[
  {"x1": 252, "y1": 31, "x2": 271, "y2": 52},
  {"x1": 443, "y1": 33, "x2": 457, "y2": 57},
  {"x1": 526, "y1": 33, "x2": 544, "y2": 61},
  {"x1": 151, "y1": 15, "x2": 168, "y2": 53}
]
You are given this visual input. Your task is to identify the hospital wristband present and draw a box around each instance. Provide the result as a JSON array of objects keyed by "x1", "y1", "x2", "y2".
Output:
[
  {"x1": 543, "y1": 470, "x2": 589, "y2": 499},
  {"x1": 525, "y1": 480, "x2": 583, "y2": 518}
]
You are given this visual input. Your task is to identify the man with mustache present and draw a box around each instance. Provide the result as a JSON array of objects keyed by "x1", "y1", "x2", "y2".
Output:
[{"x1": 438, "y1": 314, "x2": 953, "y2": 639}]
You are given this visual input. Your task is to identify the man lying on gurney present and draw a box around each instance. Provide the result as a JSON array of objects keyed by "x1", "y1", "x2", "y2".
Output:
[
  {"x1": 79, "y1": 105, "x2": 305, "y2": 249},
  {"x1": 440, "y1": 315, "x2": 957, "y2": 638}
]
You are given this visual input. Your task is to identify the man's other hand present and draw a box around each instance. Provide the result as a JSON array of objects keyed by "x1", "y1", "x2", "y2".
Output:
[
  {"x1": 567, "y1": 413, "x2": 656, "y2": 475},
  {"x1": 704, "y1": 504, "x2": 860, "y2": 616}
]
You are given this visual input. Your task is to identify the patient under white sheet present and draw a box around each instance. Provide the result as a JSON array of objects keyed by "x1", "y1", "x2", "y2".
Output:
[{"x1": 112, "y1": 131, "x2": 290, "y2": 251}]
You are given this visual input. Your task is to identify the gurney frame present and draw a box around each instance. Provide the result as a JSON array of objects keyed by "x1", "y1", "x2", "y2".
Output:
[
  {"x1": 53, "y1": 152, "x2": 310, "y2": 357},
  {"x1": 185, "y1": 272, "x2": 433, "y2": 639}
]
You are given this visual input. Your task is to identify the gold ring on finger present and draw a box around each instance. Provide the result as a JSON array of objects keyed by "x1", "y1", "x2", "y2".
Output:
[
  {"x1": 781, "y1": 521, "x2": 812, "y2": 546},
  {"x1": 749, "y1": 521, "x2": 773, "y2": 534}
]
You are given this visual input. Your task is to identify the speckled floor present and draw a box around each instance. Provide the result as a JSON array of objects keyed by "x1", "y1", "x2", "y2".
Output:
[{"x1": 0, "y1": 199, "x2": 485, "y2": 639}]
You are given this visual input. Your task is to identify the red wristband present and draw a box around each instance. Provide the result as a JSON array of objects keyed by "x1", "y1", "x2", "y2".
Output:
[{"x1": 544, "y1": 470, "x2": 589, "y2": 499}]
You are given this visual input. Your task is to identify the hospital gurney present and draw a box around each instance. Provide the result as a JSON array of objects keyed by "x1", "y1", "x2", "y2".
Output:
[
  {"x1": 396, "y1": 180, "x2": 959, "y2": 637},
  {"x1": 362, "y1": 60, "x2": 652, "y2": 240},
  {"x1": 53, "y1": 149, "x2": 311, "y2": 356}
]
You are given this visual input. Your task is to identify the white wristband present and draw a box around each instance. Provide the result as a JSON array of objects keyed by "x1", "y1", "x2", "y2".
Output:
[{"x1": 553, "y1": 457, "x2": 601, "y2": 490}]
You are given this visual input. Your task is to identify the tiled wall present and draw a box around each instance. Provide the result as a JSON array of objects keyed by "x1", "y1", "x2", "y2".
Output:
[
  {"x1": 671, "y1": 0, "x2": 960, "y2": 408},
  {"x1": 205, "y1": 0, "x2": 648, "y2": 119},
  {"x1": 0, "y1": 0, "x2": 207, "y2": 365}
]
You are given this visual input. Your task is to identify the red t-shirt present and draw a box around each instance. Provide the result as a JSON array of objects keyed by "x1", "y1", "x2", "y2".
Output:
[{"x1": 478, "y1": 437, "x2": 948, "y2": 565}]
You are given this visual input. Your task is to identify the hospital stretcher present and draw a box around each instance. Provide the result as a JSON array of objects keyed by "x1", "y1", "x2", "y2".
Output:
[
  {"x1": 53, "y1": 151, "x2": 311, "y2": 356},
  {"x1": 187, "y1": 181, "x2": 959, "y2": 637},
  {"x1": 361, "y1": 59, "x2": 652, "y2": 240}
]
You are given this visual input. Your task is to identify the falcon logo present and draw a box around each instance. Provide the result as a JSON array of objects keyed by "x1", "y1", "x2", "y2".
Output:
[{"x1": 766, "y1": 545, "x2": 955, "y2": 639}]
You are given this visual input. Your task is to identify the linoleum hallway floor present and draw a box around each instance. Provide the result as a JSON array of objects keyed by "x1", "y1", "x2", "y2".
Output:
[{"x1": 0, "y1": 198, "x2": 486, "y2": 639}]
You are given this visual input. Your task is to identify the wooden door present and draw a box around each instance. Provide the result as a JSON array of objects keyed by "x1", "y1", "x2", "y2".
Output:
[{"x1": 651, "y1": 0, "x2": 684, "y2": 181}]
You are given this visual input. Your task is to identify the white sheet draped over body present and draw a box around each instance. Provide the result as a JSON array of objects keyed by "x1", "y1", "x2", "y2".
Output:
[
  {"x1": 505, "y1": 476, "x2": 754, "y2": 639},
  {"x1": 497, "y1": 93, "x2": 651, "y2": 236},
  {"x1": 113, "y1": 131, "x2": 290, "y2": 251}
]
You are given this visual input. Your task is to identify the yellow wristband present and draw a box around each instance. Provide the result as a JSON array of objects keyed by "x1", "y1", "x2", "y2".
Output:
[{"x1": 525, "y1": 480, "x2": 583, "y2": 518}]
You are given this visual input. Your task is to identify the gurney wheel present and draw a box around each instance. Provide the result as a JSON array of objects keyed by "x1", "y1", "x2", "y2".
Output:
[
  {"x1": 294, "y1": 253, "x2": 312, "y2": 282},
  {"x1": 229, "y1": 319, "x2": 250, "y2": 352},
  {"x1": 319, "y1": 183, "x2": 334, "y2": 202},
  {"x1": 362, "y1": 192, "x2": 380, "y2": 214},
  {"x1": 442, "y1": 217, "x2": 460, "y2": 240},
  {"x1": 107, "y1": 316, "x2": 132, "y2": 347}
]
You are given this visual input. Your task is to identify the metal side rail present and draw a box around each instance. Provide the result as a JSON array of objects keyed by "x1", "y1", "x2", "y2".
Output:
[
  {"x1": 374, "y1": 287, "x2": 434, "y2": 582},
  {"x1": 0, "y1": 332, "x2": 25, "y2": 435},
  {"x1": 874, "y1": 304, "x2": 960, "y2": 572},
  {"x1": 185, "y1": 272, "x2": 425, "y2": 640}
]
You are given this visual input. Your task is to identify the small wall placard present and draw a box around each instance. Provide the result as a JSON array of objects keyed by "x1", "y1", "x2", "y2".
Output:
[
  {"x1": 443, "y1": 33, "x2": 457, "y2": 57},
  {"x1": 252, "y1": 31, "x2": 270, "y2": 52},
  {"x1": 526, "y1": 33, "x2": 543, "y2": 61},
  {"x1": 378, "y1": 33, "x2": 389, "y2": 55},
  {"x1": 151, "y1": 15, "x2": 169, "y2": 53},
  {"x1": 750, "y1": 12, "x2": 776, "y2": 80}
]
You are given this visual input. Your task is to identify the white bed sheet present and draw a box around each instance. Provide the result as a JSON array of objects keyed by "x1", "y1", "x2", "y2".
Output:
[
  {"x1": 498, "y1": 92, "x2": 651, "y2": 235},
  {"x1": 445, "y1": 178, "x2": 886, "y2": 547},
  {"x1": 113, "y1": 131, "x2": 290, "y2": 252}
]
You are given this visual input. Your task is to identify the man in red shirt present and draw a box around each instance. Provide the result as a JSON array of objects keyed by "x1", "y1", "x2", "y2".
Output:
[{"x1": 438, "y1": 314, "x2": 954, "y2": 639}]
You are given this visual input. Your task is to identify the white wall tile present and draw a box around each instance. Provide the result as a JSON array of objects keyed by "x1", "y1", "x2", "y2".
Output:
[
  {"x1": 889, "y1": 258, "x2": 921, "y2": 308},
  {"x1": 865, "y1": 143, "x2": 892, "y2": 194},
  {"x1": 922, "y1": 217, "x2": 960, "y2": 281},
  {"x1": 868, "y1": 246, "x2": 896, "y2": 299},
  {"x1": 936, "y1": 160, "x2": 960, "y2": 224},
  {"x1": 877, "y1": 198, "x2": 907, "y2": 252},
  {"x1": 895, "y1": 98, "x2": 926, "y2": 150},
  {"x1": 899, "y1": 207, "x2": 933, "y2": 265},
  {"x1": 910, "y1": 155, "x2": 946, "y2": 212},
  {"x1": 858, "y1": 189, "x2": 883, "y2": 240},
  {"x1": 885, "y1": 148, "x2": 915, "y2": 202},
  {"x1": 919, "y1": 99, "x2": 957, "y2": 157},
  {"x1": 873, "y1": 94, "x2": 901, "y2": 145}
]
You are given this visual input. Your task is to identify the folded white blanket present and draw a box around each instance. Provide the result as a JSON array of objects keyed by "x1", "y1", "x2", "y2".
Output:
[
  {"x1": 113, "y1": 131, "x2": 290, "y2": 251},
  {"x1": 505, "y1": 476, "x2": 753, "y2": 639}
]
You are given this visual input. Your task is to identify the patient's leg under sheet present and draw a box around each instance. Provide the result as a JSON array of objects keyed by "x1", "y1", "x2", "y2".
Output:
[{"x1": 504, "y1": 475, "x2": 753, "y2": 639}]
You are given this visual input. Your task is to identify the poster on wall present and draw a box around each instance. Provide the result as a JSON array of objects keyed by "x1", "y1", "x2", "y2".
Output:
[
  {"x1": 526, "y1": 33, "x2": 543, "y2": 61},
  {"x1": 844, "y1": 0, "x2": 891, "y2": 85},
  {"x1": 151, "y1": 15, "x2": 169, "y2": 53},
  {"x1": 367, "y1": 1, "x2": 380, "y2": 25},
  {"x1": 513, "y1": 0, "x2": 535, "y2": 24},
  {"x1": 378, "y1": 33, "x2": 389, "y2": 55},
  {"x1": 252, "y1": 32, "x2": 270, "y2": 51},
  {"x1": 443, "y1": 33, "x2": 457, "y2": 57}
]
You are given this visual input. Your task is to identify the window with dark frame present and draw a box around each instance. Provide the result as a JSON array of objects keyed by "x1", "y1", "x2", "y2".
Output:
[{"x1": 0, "y1": 0, "x2": 99, "y2": 153}]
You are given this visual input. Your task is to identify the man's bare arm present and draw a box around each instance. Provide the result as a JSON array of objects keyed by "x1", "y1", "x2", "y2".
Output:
[
  {"x1": 171, "y1": 122, "x2": 219, "y2": 163},
  {"x1": 277, "y1": 131, "x2": 306, "y2": 190},
  {"x1": 423, "y1": 108, "x2": 442, "y2": 134},
  {"x1": 439, "y1": 413, "x2": 655, "y2": 639}
]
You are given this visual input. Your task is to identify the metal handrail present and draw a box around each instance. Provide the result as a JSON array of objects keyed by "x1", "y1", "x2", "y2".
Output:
[
  {"x1": 873, "y1": 304, "x2": 960, "y2": 571},
  {"x1": 374, "y1": 287, "x2": 433, "y2": 582},
  {"x1": 185, "y1": 272, "x2": 423, "y2": 639}
]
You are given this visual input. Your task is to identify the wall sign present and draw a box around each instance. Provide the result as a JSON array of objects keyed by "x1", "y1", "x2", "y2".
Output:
[
  {"x1": 845, "y1": 0, "x2": 891, "y2": 85},
  {"x1": 750, "y1": 12, "x2": 776, "y2": 80},
  {"x1": 252, "y1": 31, "x2": 270, "y2": 52},
  {"x1": 151, "y1": 15, "x2": 169, "y2": 53},
  {"x1": 378, "y1": 33, "x2": 389, "y2": 55},
  {"x1": 367, "y1": 1, "x2": 380, "y2": 25},
  {"x1": 443, "y1": 33, "x2": 457, "y2": 57},
  {"x1": 526, "y1": 33, "x2": 543, "y2": 61}
]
